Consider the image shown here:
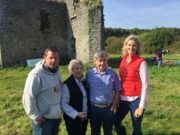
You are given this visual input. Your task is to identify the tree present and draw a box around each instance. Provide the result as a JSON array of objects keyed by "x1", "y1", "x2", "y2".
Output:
[{"x1": 139, "y1": 28, "x2": 174, "y2": 53}]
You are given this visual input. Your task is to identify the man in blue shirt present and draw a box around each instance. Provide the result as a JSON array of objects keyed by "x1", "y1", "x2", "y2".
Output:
[{"x1": 86, "y1": 51, "x2": 121, "y2": 135}]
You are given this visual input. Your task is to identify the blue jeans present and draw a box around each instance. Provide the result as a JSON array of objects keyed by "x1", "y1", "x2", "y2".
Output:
[
  {"x1": 89, "y1": 105, "x2": 114, "y2": 135},
  {"x1": 114, "y1": 98, "x2": 144, "y2": 135},
  {"x1": 32, "y1": 118, "x2": 60, "y2": 135},
  {"x1": 157, "y1": 60, "x2": 162, "y2": 68}
]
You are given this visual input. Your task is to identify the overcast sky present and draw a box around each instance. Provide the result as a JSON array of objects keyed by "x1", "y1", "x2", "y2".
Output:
[{"x1": 103, "y1": 0, "x2": 180, "y2": 29}]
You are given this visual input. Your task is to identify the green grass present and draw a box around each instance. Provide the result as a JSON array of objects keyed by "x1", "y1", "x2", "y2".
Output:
[{"x1": 0, "y1": 54, "x2": 180, "y2": 135}]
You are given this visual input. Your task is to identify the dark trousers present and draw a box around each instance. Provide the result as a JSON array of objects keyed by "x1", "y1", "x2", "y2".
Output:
[
  {"x1": 32, "y1": 118, "x2": 60, "y2": 135},
  {"x1": 114, "y1": 98, "x2": 144, "y2": 135},
  {"x1": 64, "y1": 117, "x2": 88, "y2": 135},
  {"x1": 90, "y1": 105, "x2": 114, "y2": 135}
]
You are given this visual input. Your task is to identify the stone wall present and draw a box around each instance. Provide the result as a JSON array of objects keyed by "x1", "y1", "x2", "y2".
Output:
[
  {"x1": 66, "y1": 0, "x2": 90, "y2": 63},
  {"x1": 65, "y1": 0, "x2": 104, "y2": 64},
  {"x1": 0, "y1": 0, "x2": 104, "y2": 67},
  {"x1": 0, "y1": 0, "x2": 73, "y2": 67},
  {"x1": 89, "y1": 5, "x2": 104, "y2": 63}
]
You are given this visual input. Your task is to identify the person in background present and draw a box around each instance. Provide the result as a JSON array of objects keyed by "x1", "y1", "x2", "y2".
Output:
[
  {"x1": 156, "y1": 49, "x2": 168, "y2": 68},
  {"x1": 155, "y1": 50, "x2": 163, "y2": 68},
  {"x1": 114, "y1": 35, "x2": 149, "y2": 135},
  {"x1": 62, "y1": 59, "x2": 89, "y2": 135},
  {"x1": 23, "y1": 47, "x2": 62, "y2": 135},
  {"x1": 86, "y1": 50, "x2": 121, "y2": 135}
]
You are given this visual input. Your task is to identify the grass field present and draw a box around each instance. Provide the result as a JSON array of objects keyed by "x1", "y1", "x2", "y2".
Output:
[{"x1": 0, "y1": 54, "x2": 180, "y2": 135}]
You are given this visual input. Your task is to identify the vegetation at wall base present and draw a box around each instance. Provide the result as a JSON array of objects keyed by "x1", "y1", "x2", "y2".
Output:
[{"x1": 0, "y1": 54, "x2": 180, "y2": 135}]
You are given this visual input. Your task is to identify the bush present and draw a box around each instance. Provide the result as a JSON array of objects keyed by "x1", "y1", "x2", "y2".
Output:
[
  {"x1": 139, "y1": 28, "x2": 175, "y2": 53},
  {"x1": 105, "y1": 36, "x2": 124, "y2": 54}
]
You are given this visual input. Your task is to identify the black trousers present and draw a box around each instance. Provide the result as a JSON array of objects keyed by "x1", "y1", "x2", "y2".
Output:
[{"x1": 65, "y1": 117, "x2": 88, "y2": 135}]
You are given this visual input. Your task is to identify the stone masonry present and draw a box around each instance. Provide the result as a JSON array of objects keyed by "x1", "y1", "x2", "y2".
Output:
[{"x1": 0, "y1": 0, "x2": 104, "y2": 67}]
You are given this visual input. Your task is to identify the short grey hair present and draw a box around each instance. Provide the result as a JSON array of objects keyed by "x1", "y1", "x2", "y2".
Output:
[
  {"x1": 68, "y1": 59, "x2": 84, "y2": 72},
  {"x1": 93, "y1": 50, "x2": 109, "y2": 61}
]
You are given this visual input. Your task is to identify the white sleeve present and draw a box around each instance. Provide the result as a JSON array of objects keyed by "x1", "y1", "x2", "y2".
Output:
[
  {"x1": 61, "y1": 84, "x2": 78, "y2": 119},
  {"x1": 139, "y1": 61, "x2": 149, "y2": 109}
]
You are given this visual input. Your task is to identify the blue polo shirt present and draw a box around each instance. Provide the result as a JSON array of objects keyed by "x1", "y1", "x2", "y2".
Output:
[{"x1": 86, "y1": 67, "x2": 121, "y2": 105}]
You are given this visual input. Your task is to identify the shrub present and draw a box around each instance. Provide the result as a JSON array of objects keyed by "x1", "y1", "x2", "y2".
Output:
[
  {"x1": 105, "y1": 36, "x2": 124, "y2": 54},
  {"x1": 139, "y1": 28, "x2": 175, "y2": 53}
]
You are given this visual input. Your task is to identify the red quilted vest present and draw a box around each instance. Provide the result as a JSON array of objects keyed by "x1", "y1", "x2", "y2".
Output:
[{"x1": 119, "y1": 55, "x2": 144, "y2": 96}]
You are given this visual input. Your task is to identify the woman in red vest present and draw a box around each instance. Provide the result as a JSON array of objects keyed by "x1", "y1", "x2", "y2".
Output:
[{"x1": 114, "y1": 35, "x2": 149, "y2": 135}]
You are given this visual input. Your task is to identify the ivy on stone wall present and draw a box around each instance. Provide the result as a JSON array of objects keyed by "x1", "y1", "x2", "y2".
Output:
[
  {"x1": 88, "y1": 0, "x2": 102, "y2": 62},
  {"x1": 73, "y1": 0, "x2": 101, "y2": 7}
]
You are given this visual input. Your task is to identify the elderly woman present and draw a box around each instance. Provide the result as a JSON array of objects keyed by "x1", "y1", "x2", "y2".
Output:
[
  {"x1": 62, "y1": 59, "x2": 89, "y2": 135},
  {"x1": 114, "y1": 35, "x2": 149, "y2": 135},
  {"x1": 86, "y1": 50, "x2": 121, "y2": 135}
]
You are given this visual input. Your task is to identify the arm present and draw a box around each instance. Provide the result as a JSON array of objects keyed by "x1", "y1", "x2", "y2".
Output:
[
  {"x1": 110, "y1": 91, "x2": 120, "y2": 113},
  {"x1": 110, "y1": 71, "x2": 121, "y2": 113},
  {"x1": 139, "y1": 61, "x2": 149, "y2": 108},
  {"x1": 61, "y1": 84, "x2": 78, "y2": 119},
  {"x1": 22, "y1": 74, "x2": 42, "y2": 121},
  {"x1": 134, "y1": 61, "x2": 149, "y2": 117}
]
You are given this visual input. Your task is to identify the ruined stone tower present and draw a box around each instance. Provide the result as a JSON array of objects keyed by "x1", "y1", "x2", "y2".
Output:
[{"x1": 0, "y1": 0, "x2": 104, "y2": 67}]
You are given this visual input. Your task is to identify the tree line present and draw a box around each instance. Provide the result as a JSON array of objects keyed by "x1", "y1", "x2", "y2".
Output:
[{"x1": 104, "y1": 27, "x2": 180, "y2": 54}]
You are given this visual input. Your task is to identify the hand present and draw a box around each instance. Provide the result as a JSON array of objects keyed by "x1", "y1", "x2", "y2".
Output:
[
  {"x1": 110, "y1": 91, "x2": 120, "y2": 114},
  {"x1": 77, "y1": 112, "x2": 87, "y2": 120},
  {"x1": 35, "y1": 116, "x2": 45, "y2": 125},
  {"x1": 134, "y1": 108, "x2": 144, "y2": 118},
  {"x1": 110, "y1": 105, "x2": 118, "y2": 114}
]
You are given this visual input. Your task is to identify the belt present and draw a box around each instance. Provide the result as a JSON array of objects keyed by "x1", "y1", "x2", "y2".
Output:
[{"x1": 91, "y1": 103, "x2": 111, "y2": 108}]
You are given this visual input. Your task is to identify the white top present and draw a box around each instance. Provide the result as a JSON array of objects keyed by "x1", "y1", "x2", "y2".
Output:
[{"x1": 61, "y1": 77, "x2": 87, "y2": 119}]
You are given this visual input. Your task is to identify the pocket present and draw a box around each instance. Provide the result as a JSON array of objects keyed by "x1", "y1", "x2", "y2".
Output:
[
  {"x1": 32, "y1": 120, "x2": 42, "y2": 126},
  {"x1": 107, "y1": 108, "x2": 115, "y2": 121},
  {"x1": 48, "y1": 104, "x2": 61, "y2": 116}
]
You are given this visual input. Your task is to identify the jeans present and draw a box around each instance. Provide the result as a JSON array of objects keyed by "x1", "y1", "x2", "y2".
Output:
[
  {"x1": 157, "y1": 60, "x2": 162, "y2": 68},
  {"x1": 114, "y1": 98, "x2": 144, "y2": 135},
  {"x1": 89, "y1": 105, "x2": 115, "y2": 135},
  {"x1": 32, "y1": 118, "x2": 60, "y2": 135}
]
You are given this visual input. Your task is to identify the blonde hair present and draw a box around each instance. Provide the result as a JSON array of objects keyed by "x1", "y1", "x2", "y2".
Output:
[
  {"x1": 122, "y1": 35, "x2": 141, "y2": 56},
  {"x1": 68, "y1": 59, "x2": 84, "y2": 72}
]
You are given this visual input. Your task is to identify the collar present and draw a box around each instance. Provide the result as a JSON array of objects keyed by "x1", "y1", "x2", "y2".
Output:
[
  {"x1": 92, "y1": 67, "x2": 111, "y2": 75},
  {"x1": 74, "y1": 76, "x2": 85, "y2": 84},
  {"x1": 43, "y1": 63, "x2": 58, "y2": 73},
  {"x1": 124, "y1": 54, "x2": 140, "y2": 63}
]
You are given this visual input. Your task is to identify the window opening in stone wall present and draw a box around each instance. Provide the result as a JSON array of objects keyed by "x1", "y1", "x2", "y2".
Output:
[
  {"x1": 72, "y1": 0, "x2": 79, "y2": 19},
  {"x1": 40, "y1": 10, "x2": 51, "y2": 33},
  {"x1": 71, "y1": 36, "x2": 76, "y2": 58},
  {"x1": 73, "y1": 0, "x2": 79, "y2": 3}
]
